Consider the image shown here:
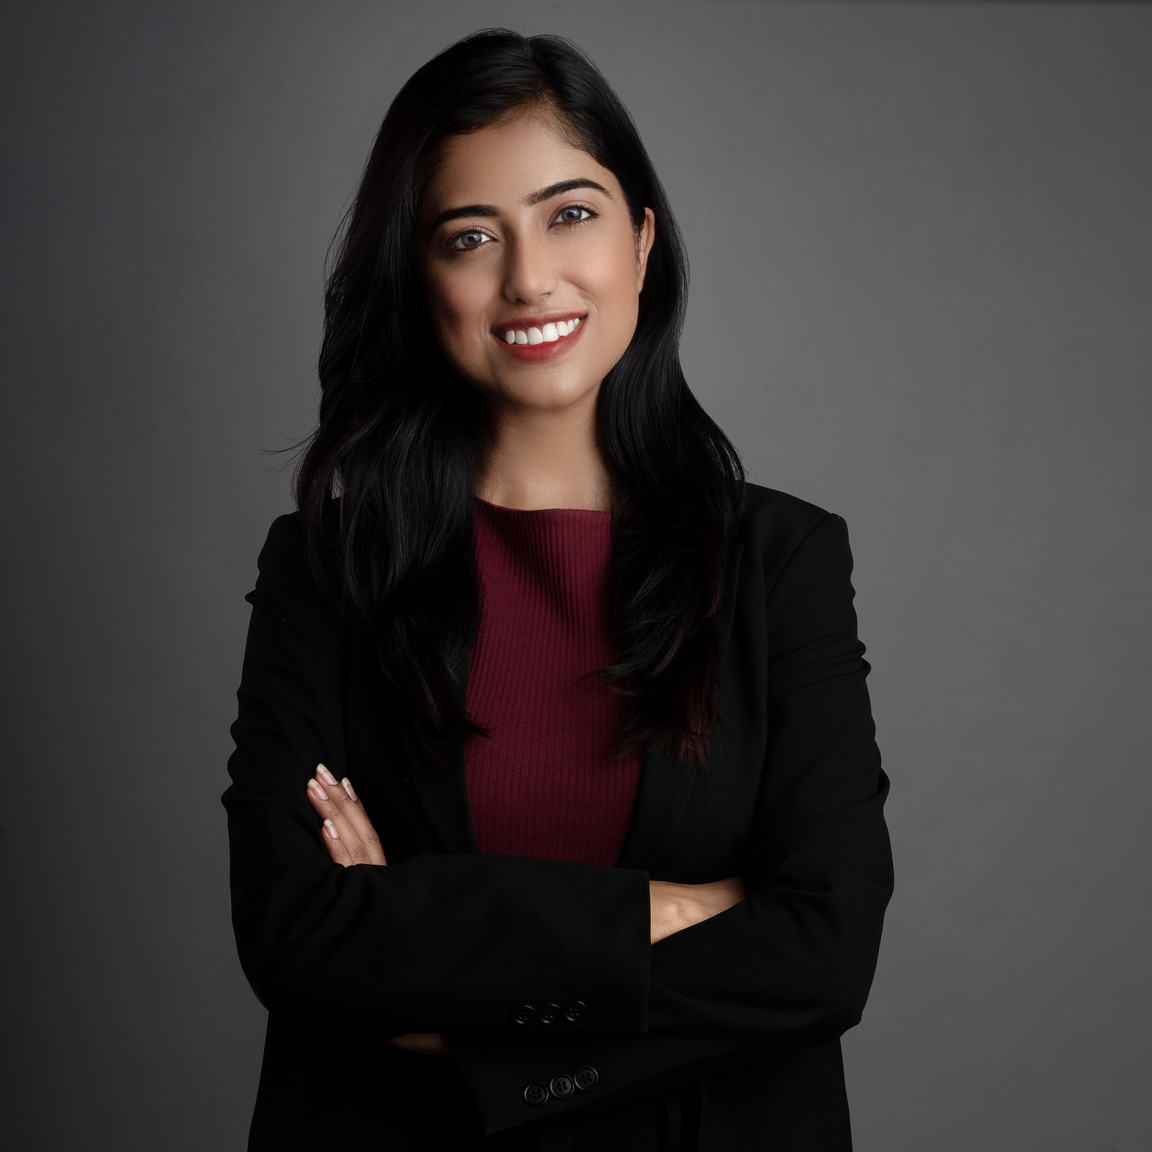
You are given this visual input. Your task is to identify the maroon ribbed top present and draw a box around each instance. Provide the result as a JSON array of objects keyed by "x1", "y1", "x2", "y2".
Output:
[{"x1": 463, "y1": 496, "x2": 642, "y2": 866}]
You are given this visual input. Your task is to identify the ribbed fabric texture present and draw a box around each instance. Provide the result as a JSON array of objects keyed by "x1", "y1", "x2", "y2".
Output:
[{"x1": 463, "y1": 496, "x2": 642, "y2": 866}]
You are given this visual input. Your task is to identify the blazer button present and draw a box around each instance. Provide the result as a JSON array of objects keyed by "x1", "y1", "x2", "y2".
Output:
[
  {"x1": 537, "y1": 1002, "x2": 562, "y2": 1025},
  {"x1": 512, "y1": 1003, "x2": 537, "y2": 1025},
  {"x1": 573, "y1": 1067, "x2": 598, "y2": 1092},
  {"x1": 549, "y1": 1074, "x2": 574, "y2": 1099},
  {"x1": 563, "y1": 1000, "x2": 587, "y2": 1022},
  {"x1": 523, "y1": 1083, "x2": 549, "y2": 1107}
]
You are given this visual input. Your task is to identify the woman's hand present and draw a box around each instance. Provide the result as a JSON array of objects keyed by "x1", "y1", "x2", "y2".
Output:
[
  {"x1": 304, "y1": 765, "x2": 450, "y2": 1055},
  {"x1": 305, "y1": 763, "x2": 387, "y2": 867},
  {"x1": 649, "y1": 875, "x2": 750, "y2": 945}
]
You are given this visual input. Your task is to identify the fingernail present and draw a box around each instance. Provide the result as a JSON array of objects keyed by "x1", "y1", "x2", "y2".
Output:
[
  {"x1": 317, "y1": 764, "x2": 338, "y2": 787},
  {"x1": 323, "y1": 818, "x2": 339, "y2": 840},
  {"x1": 307, "y1": 778, "x2": 328, "y2": 801},
  {"x1": 342, "y1": 777, "x2": 358, "y2": 802}
]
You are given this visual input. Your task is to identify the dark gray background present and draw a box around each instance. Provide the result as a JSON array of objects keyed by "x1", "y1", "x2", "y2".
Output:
[{"x1": 2, "y1": 2, "x2": 1149, "y2": 1149}]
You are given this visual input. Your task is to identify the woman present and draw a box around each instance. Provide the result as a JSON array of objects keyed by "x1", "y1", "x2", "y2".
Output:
[{"x1": 222, "y1": 28, "x2": 893, "y2": 1152}]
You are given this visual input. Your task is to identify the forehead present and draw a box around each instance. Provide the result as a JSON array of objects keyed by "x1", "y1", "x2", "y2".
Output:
[{"x1": 420, "y1": 112, "x2": 617, "y2": 219}]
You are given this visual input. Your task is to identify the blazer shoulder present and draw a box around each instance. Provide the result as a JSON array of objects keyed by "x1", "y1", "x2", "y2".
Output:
[
  {"x1": 255, "y1": 496, "x2": 339, "y2": 574},
  {"x1": 257, "y1": 509, "x2": 306, "y2": 568},
  {"x1": 737, "y1": 481, "x2": 842, "y2": 549},
  {"x1": 245, "y1": 507, "x2": 343, "y2": 635},
  {"x1": 732, "y1": 482, "x2": 858, "y2": 598}
]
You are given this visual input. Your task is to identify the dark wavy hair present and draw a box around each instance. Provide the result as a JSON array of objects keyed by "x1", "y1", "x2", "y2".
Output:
[{"x1": 294, "y1": 28, "x2": 746, "y2": 772}]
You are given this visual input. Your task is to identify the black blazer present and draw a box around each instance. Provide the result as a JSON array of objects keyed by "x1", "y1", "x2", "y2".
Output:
[{"x1": 221, "y1": 482, "x2": 894, "y2": 1151}]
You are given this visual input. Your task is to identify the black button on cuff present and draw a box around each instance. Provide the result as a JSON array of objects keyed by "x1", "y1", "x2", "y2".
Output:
[
  {"x1": 549, "y1": 1074, "x2": 574, "y2": 1099},
  {"x1": 524, "y1": 1083, "x2": 549, "y2": 1108},
  {"x1": 512, "y1": 1003, "x2": 537, "y2": 1025},
  {"x1": 563, "y1": 999, "x2": 587, "y2": 1022},
  {"x1": 573, "y1": 1066, "x2": 598, "y2": 1092},
  {"x1": 537, "y1": 1002, "x2": 562, "y2": 1025}
]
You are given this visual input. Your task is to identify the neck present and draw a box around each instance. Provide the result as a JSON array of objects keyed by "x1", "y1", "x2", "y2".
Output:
[{"x1": 474, "y1": 395, "x2": 614, "y2": 512}]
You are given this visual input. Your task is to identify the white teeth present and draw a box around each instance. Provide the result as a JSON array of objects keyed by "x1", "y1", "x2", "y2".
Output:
[{"x1": 501, "y1": 317, "x2": 583, "y2": 345}]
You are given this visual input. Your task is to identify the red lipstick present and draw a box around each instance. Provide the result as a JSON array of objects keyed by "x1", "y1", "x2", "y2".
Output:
[{"x1": 492, "y1": 314, "x2": 587, "y2": 362}]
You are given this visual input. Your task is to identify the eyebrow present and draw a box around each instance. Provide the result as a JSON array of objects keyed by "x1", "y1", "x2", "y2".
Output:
[{"x1": 425, "y1": 178, "x2": 614, "y2": 238}]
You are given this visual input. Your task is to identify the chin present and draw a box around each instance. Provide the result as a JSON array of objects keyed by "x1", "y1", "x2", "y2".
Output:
[{"x1": 464, "y1": 369, "x2": 592, "y2": 409}]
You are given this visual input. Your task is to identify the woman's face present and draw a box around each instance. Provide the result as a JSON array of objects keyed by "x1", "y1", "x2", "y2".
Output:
[{"x1": 418, "y1": 110, "x2": 655, "y2": 415}]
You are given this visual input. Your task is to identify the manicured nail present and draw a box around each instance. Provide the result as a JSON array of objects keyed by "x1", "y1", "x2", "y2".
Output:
[
  {"x1": 307, "y1": 778, "x2": 328, "y2": 800},
  {"x1": 342, "y1": 777, "x2": 358, "y2": 802},
  {"x1": 317, "y1": 764, "x2": 338, "y2": 787},
  {"x1": 323, "y1": 818, "x2": 339, "y2": 840}
]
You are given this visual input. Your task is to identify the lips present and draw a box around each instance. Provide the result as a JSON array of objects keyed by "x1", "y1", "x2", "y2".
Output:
[{"x1": 493, "y1": 314, "x2": 587, "y2": 362}]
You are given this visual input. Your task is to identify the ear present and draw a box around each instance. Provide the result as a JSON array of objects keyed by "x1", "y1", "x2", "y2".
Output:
[{"x1": 636, "y1": 207, "x2": 656, "y2": 292}]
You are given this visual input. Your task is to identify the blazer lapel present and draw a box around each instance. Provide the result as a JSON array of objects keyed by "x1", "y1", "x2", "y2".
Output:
[
  {"x1": 409, "y1": 642, "x2": 478, "y2": 854},
  {"x1": 616, "y1": 540, "x2": 744, "y2": 871},
  {"x1": 408, "y1": 539, "x2": 746, "y2": 868}
]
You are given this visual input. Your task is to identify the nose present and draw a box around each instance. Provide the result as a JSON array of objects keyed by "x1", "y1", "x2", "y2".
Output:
[{"x1": 502, "y1": 231, "x2": 555, "y2": 304}]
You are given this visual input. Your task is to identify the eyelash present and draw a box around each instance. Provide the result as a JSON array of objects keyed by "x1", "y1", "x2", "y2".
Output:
[{"x1": 444, "y1": 203, "x2": 600, "y2": 254}]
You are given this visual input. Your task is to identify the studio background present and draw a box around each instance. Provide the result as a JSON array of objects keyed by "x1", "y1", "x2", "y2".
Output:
[{"x1": 2, "y1": 2, "x2": 1149, "y2": 1149}]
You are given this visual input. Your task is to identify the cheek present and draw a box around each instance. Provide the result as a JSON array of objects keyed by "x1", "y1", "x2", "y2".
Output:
[
  {"x1": 584, "y1": 234, "x2": 640, "y2": 308},
  {"x1": 426, "y1": 269, "x2": 484, "y2": 337},
  {"x1": 588, "y1": 245, "x2": 641, "y2": 340}
]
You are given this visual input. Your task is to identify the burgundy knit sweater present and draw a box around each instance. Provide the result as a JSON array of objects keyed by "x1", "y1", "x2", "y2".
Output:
[{"x1": 463, "y1": 496, "x2": 642, "y2": 866}]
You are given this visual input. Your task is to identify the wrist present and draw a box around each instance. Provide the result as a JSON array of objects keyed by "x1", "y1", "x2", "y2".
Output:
[{"x1": 648, "y1": 880, "x2": 699, "y2": 944}]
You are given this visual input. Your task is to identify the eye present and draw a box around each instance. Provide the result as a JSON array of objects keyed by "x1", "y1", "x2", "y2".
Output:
[
  {"x1": 447, "y1": 227, "x2": 492, "y2": 253},
  {"x1": 555, "y1": 203, "x2": 597, "y2": 226},
  {"x1": 442, "y1": 203, "x2": 599, "y2": 254}
]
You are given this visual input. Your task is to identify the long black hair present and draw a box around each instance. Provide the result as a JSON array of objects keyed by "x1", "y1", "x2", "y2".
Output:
[{"x1": 295, "y1": 28, "x2": 746, "y2": 772}]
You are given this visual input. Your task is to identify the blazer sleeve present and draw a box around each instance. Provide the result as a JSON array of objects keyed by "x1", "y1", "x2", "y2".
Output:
[
  {"x1": 221, "y1": 512, "x2": 652, "y2": 1037},
  {"x1": 448, "y1": 511, "x2": 894, "y2": 1133}
]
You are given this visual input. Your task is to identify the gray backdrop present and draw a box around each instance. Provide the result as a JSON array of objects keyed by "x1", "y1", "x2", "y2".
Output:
[{"x1": 2, "y1": 2, "x2": 1149, "y2": 1149}]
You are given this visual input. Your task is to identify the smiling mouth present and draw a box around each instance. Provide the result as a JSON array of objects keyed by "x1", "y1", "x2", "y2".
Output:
[
  {"x1": 492, "y1": 315, "x2": 587, "y2": 361},
  {"x1": 497, "y1": 316, "x2": 584, "y2": 346}
]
